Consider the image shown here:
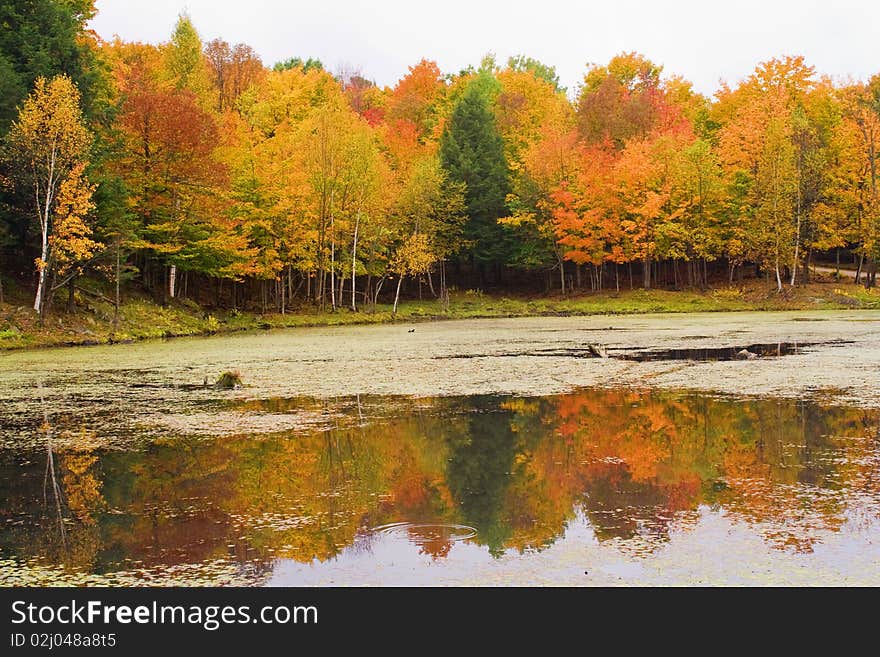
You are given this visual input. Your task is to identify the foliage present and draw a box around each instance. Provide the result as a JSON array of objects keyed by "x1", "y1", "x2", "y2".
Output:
[
  {"x1": 3, "y1": 74, "x2": 92, "y2": 312},
  {"x1": 2, "y1": 8, "x2": 880, "y2": 323},
  {"x1": 440, "y1": 80, "x2": 510, "y2": 267},
  {"x1": 0, "y1": 0, "x2": 100, "y2": 129},
  {"x1": 272, "y1": 57, "x2": 324, "y2": 74},
  {"x1": 49, "y1": 162, "x2": 100, "y2": 279}
]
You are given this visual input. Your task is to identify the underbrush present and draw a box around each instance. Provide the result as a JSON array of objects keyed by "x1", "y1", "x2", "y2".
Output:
[{"x1": 1, "y1": 277, "x2": 875, "y2": 351}]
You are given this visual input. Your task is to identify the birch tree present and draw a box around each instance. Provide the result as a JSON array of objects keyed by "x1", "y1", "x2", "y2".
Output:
[{"x1": 4, "y1": 75, "x2": 91, "y2": 316}]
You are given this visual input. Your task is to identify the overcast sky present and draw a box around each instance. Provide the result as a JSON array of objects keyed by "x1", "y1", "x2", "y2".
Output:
[{"x1": 89, "y1": 0, "x2": 879, "y2": 96}]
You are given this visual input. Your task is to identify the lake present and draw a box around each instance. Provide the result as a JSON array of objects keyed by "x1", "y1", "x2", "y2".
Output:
[{"x1": 1, "y1": 311, "x2": 879, "y2": 585}]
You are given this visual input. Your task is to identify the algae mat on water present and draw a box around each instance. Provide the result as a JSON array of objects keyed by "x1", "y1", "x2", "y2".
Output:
[{"x1": 1, "y1": 311, "x2": 879, "y2": 585}]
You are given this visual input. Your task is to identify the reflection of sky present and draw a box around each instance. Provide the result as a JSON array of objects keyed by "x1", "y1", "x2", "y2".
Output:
[{"x1": 265, "y1": 508, "x2": 880, "y2": 586}]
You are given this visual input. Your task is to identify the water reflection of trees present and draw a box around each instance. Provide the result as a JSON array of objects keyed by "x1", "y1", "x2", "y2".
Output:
[
  {"x1": 2, "y1": 390, "x2": 878, "y2": 576},
  {"x1": 0, "y1": 423, "x2": 107, "y2": 573},
  {"x1": 534, "y1": 391, "x2": 880, "y2": 553}
]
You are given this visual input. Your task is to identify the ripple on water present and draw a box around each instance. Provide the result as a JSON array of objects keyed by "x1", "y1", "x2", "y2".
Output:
[{"x1": 372, "y1": 522, "x2": 478, "y2": 546}]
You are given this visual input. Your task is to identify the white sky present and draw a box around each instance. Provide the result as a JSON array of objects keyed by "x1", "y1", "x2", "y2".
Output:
[{"x1": 89, "y1": 0, "x2": 880, "y2": 96}]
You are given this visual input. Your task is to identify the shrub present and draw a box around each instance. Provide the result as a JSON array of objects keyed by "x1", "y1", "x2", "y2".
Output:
[{"x1": 710, "y1": 287, "x2": 744, "y2": 301}]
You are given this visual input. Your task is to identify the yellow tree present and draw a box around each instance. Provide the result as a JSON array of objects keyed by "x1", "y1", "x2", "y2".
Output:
[
  {"x1": 390, "y1": 233, "x2": 434, "y2": 314},
  {"x1": 718, "y1": 82, "x2": 798, "y2": 291},
  {"x1": 813, "y1": 106, "x2": 862, "y2": 272},
  {"x1": 161, "y1": 13, "x2": 212, "y2": 105},
  {"x1": 49, "y1": 163, "x2": 100, "y2": 311},
  {"x1": 249, "y1": 94, "x2": 381, "y2": 311},
  {"x1": 505, "y1": 119, "x2": 578, "y2": 294},
  {"x1": 756, "y1": 99, "x2": 798, "y2": 291},
  {"x1": 232, "y1": 66, "x2": 348, "y2": 309},
  {"x1": 832, "y1": 81, "x2": 880, "y2": 285},
  {"x1": 716, "y1": 57, "x2": 827, "y2": 289},
  {"x1": 677, "y1": 138, "x2": 725, "y2": 286},
  {"x1": 390, "y1": 155, "x2": 465, "y2": 312},
  {"x1": 495, "y1": 63, "x2": 570, "y2": 164},
  {"x1": 238, "y1": 66, "x2": 345, "y2": 138},
  {"x1": 338, "y1": 126, "x2": 386, "y2": 312},
  {"x1": 3, "y1": 75, "x2": 92, "y2": 317},
  {"x1": 295, "y1": 106, "x2": 356, "y2": 310}
]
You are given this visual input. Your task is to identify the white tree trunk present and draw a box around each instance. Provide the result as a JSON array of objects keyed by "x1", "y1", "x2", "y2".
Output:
[
  {"x1": 351, "y1": 208, "x2": 360, "y2": 312},
  {"x1": 373, "y1": 276, "x2": 385, "y2": 309},
  {"x1": 34, "y1": 148, "x2": 57, "y2": 314},
  {"x1": 169, "y1": 265, "x2": 177, "y2": 299},
  {"x1": 393, "y1": 275, "x2": 404, "y2": 315},
  {"x1": 33, "y1": 241, "x2": 48, "y2": 312},
  {"x1": 791, "y1": 167, "x2": 802, "y2": 287},
  {"x1": 557, "y1": 249, "x2": 566, "y2": 297},
  {"x1": 330, "y1": 220, "x2": 336, "y2": 311}
]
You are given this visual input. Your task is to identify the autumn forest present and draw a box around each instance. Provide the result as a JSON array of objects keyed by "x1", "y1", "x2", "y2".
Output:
[{"x1": 1, "y1": 1, "x2": 879, "y2": 322}]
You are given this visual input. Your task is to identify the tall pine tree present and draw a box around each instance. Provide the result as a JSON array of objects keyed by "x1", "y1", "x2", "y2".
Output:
[
  {"x1": 0, "y1": 0, "x2": 99, "y2": 130},
  {"x1": 439, "y1": 79, "x2": 510, "y2": 276}
]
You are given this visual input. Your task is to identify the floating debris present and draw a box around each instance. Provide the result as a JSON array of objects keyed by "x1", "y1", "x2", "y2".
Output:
[{"x1": 214, "y1": 370, "x2": 243, "y2": 390}]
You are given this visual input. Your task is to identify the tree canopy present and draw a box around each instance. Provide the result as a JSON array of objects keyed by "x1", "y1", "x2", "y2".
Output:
[{"x1": 2, "y1": 5, "x2": 880, "y2": 321}]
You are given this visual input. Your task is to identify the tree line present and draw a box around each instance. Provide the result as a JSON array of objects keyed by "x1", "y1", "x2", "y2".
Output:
[{"x1": 1, "y1": 3, "x2": 879, "y2": 320}]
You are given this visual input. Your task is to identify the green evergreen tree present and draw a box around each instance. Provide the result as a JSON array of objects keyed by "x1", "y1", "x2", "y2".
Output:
[
  {"x1": 0, "y1": 0, "x2": 99, "y2": 130},
  {"x1": 439, "y1": 78, "x2": 510, "y2": 271},
  {"x1": 0, "y1": 0, "x2": 103, "y2": 272}
]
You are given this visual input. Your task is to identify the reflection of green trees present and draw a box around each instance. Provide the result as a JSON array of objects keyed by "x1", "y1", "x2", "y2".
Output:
[
  {"x1": 1, "y1": 391, "x2": 878, "y2": 576},
  {"x1": 445, "y1": 402, "x2": 519, "y2": 556}
]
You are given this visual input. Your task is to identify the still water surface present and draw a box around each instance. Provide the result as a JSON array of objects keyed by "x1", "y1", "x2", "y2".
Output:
[{"x1": 2, "y1": 386, "x2": 878, "y2": 585}]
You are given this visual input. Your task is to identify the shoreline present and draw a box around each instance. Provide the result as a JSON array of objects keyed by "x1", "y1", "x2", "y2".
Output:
[{"x1": 1, "y1": 281, "x2": 877, "y2": 352}]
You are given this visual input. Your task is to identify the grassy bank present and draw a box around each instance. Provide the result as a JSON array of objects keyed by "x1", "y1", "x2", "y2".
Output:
[{"x1": 1, "y1": 279, "x2": 878, "y2": 351}]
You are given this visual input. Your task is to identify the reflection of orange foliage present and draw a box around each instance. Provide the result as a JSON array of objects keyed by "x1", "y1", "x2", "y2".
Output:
[
  {"x1": 617, "y1": 437, "x2": 669, "y2": 483},
  {"x1": 532, "y1": 390, "x2": 879, "y2": 553},
  {"x1": 16, "y1": 393, "x2": 877, "y2": 572},
  {"x1": 721, "y1": 441, "x2": 770, "y2": 481},
  {"x1": 662, "y1": 477, "x2": 701, "y2": 513},
  {"x1": 391, "y1": 471, "x2": 430, "y2": 510},
  {"x1": 551, "y1": 389, "x2": 677, "y2": 484},
  {"x1": 409, "y1": 527, "x2": 452, "y2": 560},
  {"x1": 61, "y1": 452, "x2": 104, "y2": 525}
]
